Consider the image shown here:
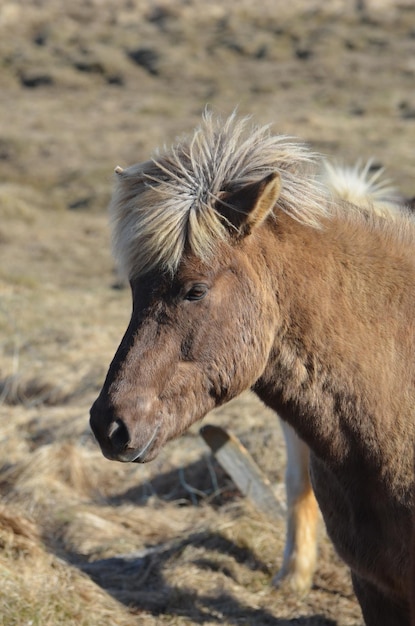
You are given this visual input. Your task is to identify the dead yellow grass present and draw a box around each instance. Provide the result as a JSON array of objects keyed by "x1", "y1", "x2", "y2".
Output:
[
  {"x1": 0, "y1": 504, "x2": 142, "y2": 626},
  {"x1": 1, "y1": 0, "x2": 415, "y2": 623},
  {"x1": 0, "y1": 398, "x2": 360, "y2": 624}
]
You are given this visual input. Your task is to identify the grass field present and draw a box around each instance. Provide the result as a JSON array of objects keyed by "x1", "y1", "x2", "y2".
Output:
[{"x1": 1, "y1": 1, "x2": 415, "y2": 624}]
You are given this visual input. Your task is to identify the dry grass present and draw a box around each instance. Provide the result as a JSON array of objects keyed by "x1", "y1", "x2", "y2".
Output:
[
  {"x1": 1, "y1": 0, "x2": 415, "y2": 623},
  {"x1": 0, "y1": 503, "x2": 138, "y2": 626}
]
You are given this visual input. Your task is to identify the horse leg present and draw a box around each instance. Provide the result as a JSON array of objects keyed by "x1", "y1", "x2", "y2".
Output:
[
  {"x1": 272, "y1": 420, "x2": 319, "y2": 594},
  {"x1": 352, "y1": 573, "x2": 410, "y2": 626}
]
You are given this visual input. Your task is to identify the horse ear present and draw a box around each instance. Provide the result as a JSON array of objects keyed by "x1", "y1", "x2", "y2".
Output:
[{"x1": 218, "y1": 172, "x2": 281, "y2": 236}]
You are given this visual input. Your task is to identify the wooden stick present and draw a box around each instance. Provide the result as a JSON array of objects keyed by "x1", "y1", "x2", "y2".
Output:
[{"x1": 200, "y1": 424, "x2": 284, "y2": 519}]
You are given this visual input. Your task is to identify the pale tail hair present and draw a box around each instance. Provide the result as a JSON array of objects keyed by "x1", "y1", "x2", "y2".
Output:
[{"x1": 322, "y1": 159, "x2": 403, "y2": 219}]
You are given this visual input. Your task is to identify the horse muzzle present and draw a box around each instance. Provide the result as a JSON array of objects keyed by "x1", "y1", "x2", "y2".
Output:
[{"x1": 89, "y1": 397, "x2": 161, "y2": 463}]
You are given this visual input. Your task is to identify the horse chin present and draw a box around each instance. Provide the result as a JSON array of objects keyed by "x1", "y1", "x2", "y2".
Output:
[
  {"x1": 132, "y1": 446, "x2": 160, "y2": 463},
  {"x1": 110, "y1": 423, "x2": 162, "y2": 463},
  {"x1": 131, "y1": 423, "x2": 163, "y2": 463}
]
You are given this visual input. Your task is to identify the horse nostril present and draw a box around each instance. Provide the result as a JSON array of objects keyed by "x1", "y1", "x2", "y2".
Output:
[{"x1": 108, "y1": 419, "x2": 130, "y2": 454}]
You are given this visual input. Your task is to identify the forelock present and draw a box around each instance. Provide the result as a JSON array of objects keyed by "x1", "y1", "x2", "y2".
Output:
[{"x1": 110, "y1": 111, "x2": 328, "y2": 279}]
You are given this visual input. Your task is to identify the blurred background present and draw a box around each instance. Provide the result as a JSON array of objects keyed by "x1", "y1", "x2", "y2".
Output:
[{"x1": 0, "y1": 1, "x2": 414, "y2": 624}]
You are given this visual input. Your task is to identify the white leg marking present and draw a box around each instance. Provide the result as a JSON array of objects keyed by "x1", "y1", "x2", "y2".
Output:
[{"x1": 273, "y1": 420, "x2": 319, "y2": 595}]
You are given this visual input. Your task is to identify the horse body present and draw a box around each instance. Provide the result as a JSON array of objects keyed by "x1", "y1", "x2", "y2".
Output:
[
  {"x1": 258, "y1": 208, "x2": 415, "y2": 612},
  {"x1": 90, "y1": 113, "x2": 415, "y2": 624}
]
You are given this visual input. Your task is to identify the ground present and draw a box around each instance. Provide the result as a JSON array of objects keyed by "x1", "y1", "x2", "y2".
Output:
[{"x1": 1, "y1": 1, "x2": 415, "y2": 624}]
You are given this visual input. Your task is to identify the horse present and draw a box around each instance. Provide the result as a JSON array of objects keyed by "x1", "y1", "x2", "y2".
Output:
[
  {"x1": 90, "y1": 112, "x2": 415, "y2": 625},
  {"x1": 273, "y1": 158, "x2": 405, "y2": 595}
]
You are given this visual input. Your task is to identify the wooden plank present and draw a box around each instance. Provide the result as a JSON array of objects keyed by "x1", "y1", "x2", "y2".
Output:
[{"x1": 200, "y1": 424, "x2": 284, "y2": 519}]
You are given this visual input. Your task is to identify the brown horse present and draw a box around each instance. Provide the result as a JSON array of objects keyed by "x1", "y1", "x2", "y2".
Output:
[
  {"x1": 90, "y1": 112, "x2": 415, "y2": 625},
  {"x1": 274, "y1": 159, "x2": 405, "y2": 595}
]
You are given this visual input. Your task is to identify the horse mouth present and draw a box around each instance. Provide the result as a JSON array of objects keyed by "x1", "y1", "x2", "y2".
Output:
[{"x1": 106, "y1": 423, "x2": 161, "y2": 463}]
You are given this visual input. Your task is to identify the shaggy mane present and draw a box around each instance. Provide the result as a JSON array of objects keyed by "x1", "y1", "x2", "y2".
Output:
[
  {"x1": 109, "y1": 112, "x2": 412, "y2": 279},
  {"x1": 110, "y1": 112, "x2": 329, "y2": 278}
]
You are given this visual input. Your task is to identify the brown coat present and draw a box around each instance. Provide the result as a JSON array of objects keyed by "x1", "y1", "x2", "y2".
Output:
[{"x1": 90, "y1": 113, "x2": 415, "y2": 625}]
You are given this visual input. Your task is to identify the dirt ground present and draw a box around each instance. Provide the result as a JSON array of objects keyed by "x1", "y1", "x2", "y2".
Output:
[{"x1": 1, "y1": 0, "x2": 415, "y2": 624}]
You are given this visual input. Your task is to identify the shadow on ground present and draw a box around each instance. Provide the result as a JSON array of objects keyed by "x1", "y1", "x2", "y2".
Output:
[
  {"x1": 109, "y1": 453, "x2": 241, "y2": 507},
  {"x1": 78, "y1": 531, "x2": 335, "y2": 625}
]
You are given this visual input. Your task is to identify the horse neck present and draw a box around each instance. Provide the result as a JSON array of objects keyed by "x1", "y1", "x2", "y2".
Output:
[{"x1": 254, "y1": 210, "x2": 415, "y2": 465}]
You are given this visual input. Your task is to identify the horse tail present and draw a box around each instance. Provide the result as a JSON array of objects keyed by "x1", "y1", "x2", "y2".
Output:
[{"x1": 321, "y1": 159, "x2": 404, "y2": 218}]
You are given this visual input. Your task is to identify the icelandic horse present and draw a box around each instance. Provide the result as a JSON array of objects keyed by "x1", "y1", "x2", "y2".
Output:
[
  {"x1": 275, "y1": 159, "x2": 405, "y2": 594},
  {"x1": 90, "y1": 113, "x2": 415, "y2": 624}
]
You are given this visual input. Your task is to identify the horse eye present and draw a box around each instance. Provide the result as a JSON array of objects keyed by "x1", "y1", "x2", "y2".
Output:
[{"x1": 185, "y1": 284, "x2": 208, "y2": 301}]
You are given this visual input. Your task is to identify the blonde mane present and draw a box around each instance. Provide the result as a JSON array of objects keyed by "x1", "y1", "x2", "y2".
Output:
[
  {"x1": 109, "y1": 112, "x2": 411, "y2": 280},
  {"x1": 110, "y1": 112, "x2": 329, "y2": 278}
]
